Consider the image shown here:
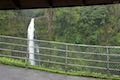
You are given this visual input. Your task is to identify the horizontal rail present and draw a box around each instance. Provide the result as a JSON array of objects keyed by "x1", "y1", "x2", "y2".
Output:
[
  {"x1": 0, "y1": 54, "x2": 27, "y2": 60},
  {"x1": 0, "y1": 51, "x2": 120, "y2": 72},
  {"x1": 30, "y1": 59, "x2": 66, "y2": 65},
  {"x1": 0, "y1": 54, "x2": 108, "y2": 70},
  {"x1": 67, "y1": 64, "x2": 120, "y2": 72},
  {"x1": 1, "y1": 35, "x2": 120, "y2": 49},
  {"x1": 0, "y1": 48, "x2": 120, "y2": 64},
  {"x1": 1, "y1": 54, "x2": 120, "y2": 72},
  {"x1": 0, "y1": 54, "x2": 66, "y2": 65},
  {"x1": 0, "y1": 42, "x2": 28, "y2": 47},
  {"x1": 109, "y1": 68, "x2": 120, "y2": 72},
  {"x1": 0, "y1": 42, "x2": 120, "y2": 57},
  {"x1": 0, "y1": 35, "x2": 120, "y2": 74},
  {"x1": 67, "y1": 57, "x2": 107, "y2": 63},
  {"x1": 67, "y1": 63, "x2": 107, "y2": 70},
  {"x1": 0, "y1": 48, "x2": 28, "y2": 54}
]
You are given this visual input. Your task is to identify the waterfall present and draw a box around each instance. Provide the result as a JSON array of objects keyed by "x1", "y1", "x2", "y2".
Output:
[{"x1": 27, "y1": 18, "x2": 35, "y2": 65}]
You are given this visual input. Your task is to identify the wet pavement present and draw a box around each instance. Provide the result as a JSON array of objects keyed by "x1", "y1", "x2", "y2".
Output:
[{"x1": 0, "y1": 64, "x2": 101, "y2": 80}]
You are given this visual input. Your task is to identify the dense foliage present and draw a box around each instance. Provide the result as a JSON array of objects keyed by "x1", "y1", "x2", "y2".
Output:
[{"x1": 0, "y1": 4, "x2": 120, "y2": 46}]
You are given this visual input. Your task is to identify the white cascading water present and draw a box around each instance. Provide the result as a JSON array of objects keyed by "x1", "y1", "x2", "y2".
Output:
[{"x1": 27, "y1": 18, "x2": 35, "y2": 65}]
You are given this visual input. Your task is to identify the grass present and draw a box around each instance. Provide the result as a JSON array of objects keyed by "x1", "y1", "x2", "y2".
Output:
[{"x1": 0, "y1": 57, "x2": 120, "y2": 80}]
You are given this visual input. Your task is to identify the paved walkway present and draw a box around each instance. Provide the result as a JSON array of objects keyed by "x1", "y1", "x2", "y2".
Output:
[{"x1": 0, "y1": 64, "x2": 101, "y2": 80}]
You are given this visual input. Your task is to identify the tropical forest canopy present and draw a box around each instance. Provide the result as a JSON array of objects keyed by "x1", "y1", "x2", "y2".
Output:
[{"x1": 0, "y1": 4, "x2": 120, "y2": 46}]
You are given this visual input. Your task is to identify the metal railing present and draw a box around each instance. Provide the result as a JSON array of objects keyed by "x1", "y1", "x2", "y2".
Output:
[{"x1": 0, "y1": 35, "x2": 120, "y2": 75}]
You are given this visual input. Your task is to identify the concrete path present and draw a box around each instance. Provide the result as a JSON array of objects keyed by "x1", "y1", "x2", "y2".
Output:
[{"x1": 0, "y1": 64, "x2": 101, "y2": 80}]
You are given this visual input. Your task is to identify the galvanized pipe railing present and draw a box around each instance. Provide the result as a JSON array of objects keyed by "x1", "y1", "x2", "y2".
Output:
[{"x1": 0, "y1": 35, "x2": 120, "y2": 74}]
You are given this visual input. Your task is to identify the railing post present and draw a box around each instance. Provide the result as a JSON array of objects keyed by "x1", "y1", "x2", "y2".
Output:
[
  {"x1": 106, "y1": 48, "x2": 110, "y2": 75},
  {"x1": 65, "y1": 44, "x2": 68, "y2": 72}
]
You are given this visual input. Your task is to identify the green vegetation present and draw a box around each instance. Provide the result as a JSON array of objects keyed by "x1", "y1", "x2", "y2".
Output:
[
  {"x1": 0, "y1": 57, "x2": 120, "y2": 80},
  {"x1": 0, "y1": 4, "x2": 120, "y2": 80},
  {"x1": 0, "y1": 4, "x2": 120, "y2": 46}
]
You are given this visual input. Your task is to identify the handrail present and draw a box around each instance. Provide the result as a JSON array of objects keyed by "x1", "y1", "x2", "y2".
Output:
[
  {"x1": 0, "y1": 42, "x2": 120, "y2": 57},
  {"x1": 0, "y1": 47, "x2": 120, "y2": 64},
  {"x1": 0, "y1": 35, "x2": 120, "y2": 75},
  {"x1": 1, "y1": 35, "x2": 120, "y2": 49}
]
